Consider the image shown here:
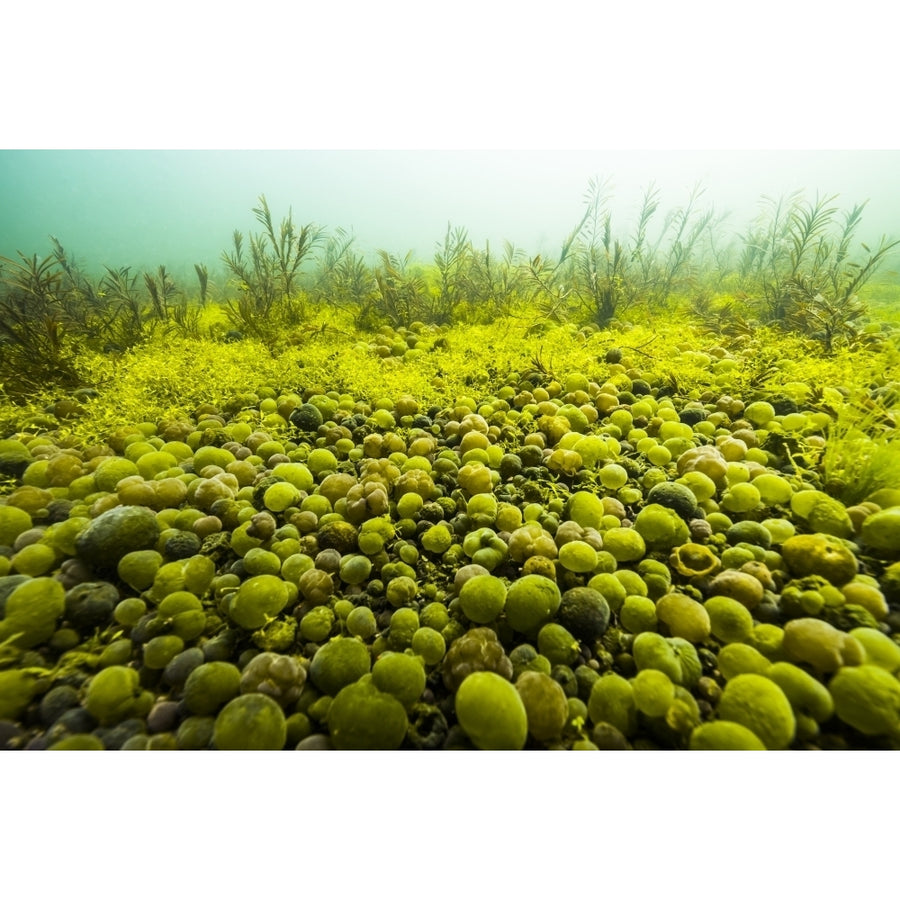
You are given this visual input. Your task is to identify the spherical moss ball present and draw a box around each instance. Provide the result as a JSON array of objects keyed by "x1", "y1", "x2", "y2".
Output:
[
  {"x1": 0, "y1": 505, "x2": 32, "y2": 546},
  {"x1": 781, "y1": 533, "x2": 858, "y2": 586},
  {"x1": 656, "y1": 593, "x2": 711, "y2": 643},
  {"x1": 299, "y1": 605, "x2": 335, "y2": 642},
  {"x1": 860, "y1": 507, "x2": 900, "y2": 558},
  {"x1": 309, "y1": 637, "x2": 371, "y2": 696},
  {"x1": 587, "y1": 673, "x2": 637, "y2": 737},
  {"x1": 263, "y1": 481, "x2": 301, "y2": 513},
  {"x1": 829, "y1": 665, "x2": 900, "y2": 736},
  {"x1": 458, "y1": 573, "x2": 507, "y2": 625},
  {"x1": 75, "y1": 505, "x2": 161, "y2": 572},
  {"x1": 0, "y1": 575, "x2": 65, "y2": 649},
  {"x1": 226, "y1": 574, "x2": 290, "y2": 630},
  {"x1": 716, "y1": 643, "x2": 772, "y2": 680},
  {"x1": 717, "y1": 673, "x2": 796, "y2": 750},
  {"x1": 515, "y1": 671, "x2": 569, "y2": 742},
  {"x1": 557, "y1": 540, "x2": 599, "y2": 573},
  {"x1": 619, "y1": 595, "x2": 658, "y2": 634},
  {"x1": 372, "y1": 652, "x2": 426, "y2": 709},
  {"x1": 631, "y1": 668, "x2": 676, "y2": 718},
  {"x1": 504, "y1": 574, "x2": 562, "y2": 637},
  {"x1": 631, "y1": 631, "x2": 684, "y2": 684},
  {"x1": 536, "y1": 622, "x2": 580, "y2": 667},
  {"x1": 346, "y1": 605, "x2": 377, "y2": 640},
  {"x1": 601, "y1": 527, "x2": 646, "y2": 563},
  {"x1": 117, "y1": 549, "x2": 163, "y2": 592},
  {"x1": 558, "y1": 586, "x2": 611, "y2": 643},
  {"x1": 455, "y1": 671, "x2": 528, "y2": 750},
  {"x1": 689, "y1": 720, "x2": 767, "y2": 750},
  {"x1": 767, "y1": 662, "x2": 834, "y2": 723},
  {"x1": 85, "y1": 665, "x2": 145, "y2": 726},
  {"x1": 633, "y1": 503, "x2": 691, "y2": 552},
  {"x1": 849, "y1": 627, "x2": 900, "y2": 674},
  {"x1": 704, "y1": 595, "x2": 754, "y2": 644},
  {"x1": 782, "y1": 618, "x2": 865, "y2": 673},
  {"x1": 183, "y1": 661, "x2": 242, "y2": 716},
  {"x1": 327, "y1": 676, "x2": 409, "y2": 750},
  {"x1": 213, "y1": 693, "x2": 287, "y2": 750},
  {"x1": 411, "y1": 627, "x2": 446, "y2": 666}
]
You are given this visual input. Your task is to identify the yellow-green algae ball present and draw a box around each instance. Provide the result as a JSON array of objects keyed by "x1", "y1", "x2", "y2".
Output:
[
  {"x1": 782, "y1": 618, "x2": 865, "y2": 673},
  {"x1": 689, "y1": 721, "x2": 766, "y2": 750},
  {"x1": 0, "y1": 576, "x2": 65, "y2": 649},
  {"x1": 0, "y1": 669, "x2": 44, "y2": 720},
  {"x1": 346, "y1": 606, "x2": 377, "y2": 640},
  {"x1": 85, "y1": 665, "x2": 148, "y2": 726},
  {"x1": 226, "y1": 574, "x2": 290, "y2": 630},
  {"x1": 860, "y1": 507, "x2": 900, "y2": 557},
  {"x1": 505, "y1": 573, "x2": 562, "y2": 637},
  {"x1": 619, "y1": 595, "x2": 657, "y2": 634},
  {"x1": 183, "y1": 662, "x2": 242, "y2": 716},
  {"x1": 717, "y1": 643, "x2": 772, "y2": 680},
  {"x1": 455, "y1": 671, "x2": 528, "y2": 750},
  {"x1": 309, "y1": 636, "x2": 372, "y2": 696},
  {"x1": 632, "y1": 503, "x2": 690, "y2": 552},
  {"x1": 828, "y1": 665, "x2": 900, "y2": 736},
  {"x1": 458, "y1": 573, "x2": 507, "y2": 624},
  {"x1": 536, "y1": 622, "x2": 580, "y2": 666},
  {"x1": 327, "y1": 675, "x2": 408, "y2": 750},
  {"x1": 632, "y1": 668, "x2": 676, "y2": 718},
  {"x1": 557, "y1": 540, "x2": 598, "y2": 573},
  {"x1": 515, "y1": 670, "x2": 569, "y2": 742},
  {"x1": 767, "y1": 662, "x2": 834, "y2": 723},
  {"x1": 717, "y1": 673, "x2": 796, "y2": 749},
  {"x1": 411, "y1": 627, "x2": 446, "y2": 666},
  {"x1": 781, "y1": 533, "x2": 858, "y2": 586},
  {"x1": 600, "y1": 527, "x2": 645, "y2": 563},
  {"x1": 655, "y1": 593, "x2": 710, "y2": 643},
  {"x1": 587, "y1": 673, "x2": 637, "y2": 737},
  {"x1": 849, "y1": 627, "x2": 900, "y2": 673},
  {"x1": 117, "y1": 549, "x2": 163, "y2": 592},
  {"x1": 213, "y1": 693, "x2": 287, "y2": 750},
  {"x1": 372, "y1": 651, "x2": 426, "y2": 709},
  {"x1": 704, "y1": 595, "x2": 754, "y2": 644}
]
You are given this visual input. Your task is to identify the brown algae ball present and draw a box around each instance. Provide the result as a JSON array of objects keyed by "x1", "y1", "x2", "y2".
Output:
[
  {"x1": 455, "y1": 671, "x2": 528, "y2": 750},
  {"x1": 213, "y1": 693, "x2": 287, "y2": 750}
]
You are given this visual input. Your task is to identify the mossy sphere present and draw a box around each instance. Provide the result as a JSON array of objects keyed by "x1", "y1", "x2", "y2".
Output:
[
  {"x1": 183, "y1": 661, "x2": 242, "y2": 716},
  {"x1": 704, "y1": 595, "x2": 754, "y2": 644},
  {"x1": 458, "y1": 574, "x2": 507, "y2": 625},
  {"x1": 0, "y1": 576, "x2": 65, "y2": 648},
  {"x1": 213, "y1": 693, "x2": 287, "y2": 750},
  {"x1": 849, "y1": 627, "x2": 900, "y2": 673},
  {"x1": 516, "y1": 671, "x2": 569, "y2": 742},
  {"x1": 227, "y1": 574, "x2": 290, "y2": 630},
  {"x1": 828, "y1": 665, "x2": 900, "y2": 736},
  {"x1": 717, "y1": 673, "x2": 796, "y2": 750},
  {"x1": 309, "y1": 637, "x2": 372, "y2": 696},
  {"x1": 587, "y1": 673, "x2": 637, "y2": 737},
  {"x1": 767, "y1": 662, "x2": 834, "y2": 723},
  {"x1": 716, "y1": 643, "x2": 772, "y2": 680},
  {"x1": 504, "y1": 574, "x2": 562, "y2": 637},
  {"x1": 455, "y1": 671, "x2": 528, "y2": 750},
  {"x1": 633, "y1": 503, "x2": 690, "y2": 552},
  {"x1": 84, "y1": 665, "x2": 145, "y2": 726},
  {"x1": 782, "y1": 618, "x2": 865, "y2": 673},
  {"x1": 75, "y1": 505, "x2": 161, "y2": 572},
  {"x1": 689, "y1": 720, "x2": 766, "y2": 750},
  {"x1": 632, "y1": 668, "x2": 676, "y2": 718},
  {"x1": 781, "y1": 533, "x2": 858, "y2": 586},
  {"x1": 371, "y1": 652, "x2": 426, "y2": 709},
  {"x1": 599, "y1": 527, "x2": 646, "y2": 563},
  {"x1": 327, "y1": 676, "x2": 409, "y2": 750},
  {"x1": 655, "y1": 593, "x2": 711, "y2": 643}
]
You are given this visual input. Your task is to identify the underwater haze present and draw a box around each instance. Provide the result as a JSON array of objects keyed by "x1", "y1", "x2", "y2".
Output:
[{"x1": 2, "y1": 149, "x2": 900, "y2": 282}]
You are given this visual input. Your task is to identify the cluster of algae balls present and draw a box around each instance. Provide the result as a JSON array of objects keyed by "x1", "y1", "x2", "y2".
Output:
[{"x1": 1, "y1": 322, "x2": 900, "y2": 751}]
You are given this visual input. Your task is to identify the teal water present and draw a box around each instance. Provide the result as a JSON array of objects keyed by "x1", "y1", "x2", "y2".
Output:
[{"x1": 2, "y1": 149, "x2": 899, "y2": 281}]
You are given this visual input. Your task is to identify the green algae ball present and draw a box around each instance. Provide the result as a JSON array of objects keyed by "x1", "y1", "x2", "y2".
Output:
[
  {"x1": 75, "y1": 505, "x2": 161, "y2": 572},
  {"x1": 655, "y1": 592, "x2": 710, "y2": 643},
  {"x1": 117, "y1": 549, "x2": 163, "y2": 592},
  {"x1": 633, "y1": 503, "x2": 690, "y2": 552},
  {"x1": 372, "y1": 651, "x2": 426, "y2": 709},
  {"x1": 632, "y1": 668, "x2": 676, "y2": 718},
  {"x1": 183, "y1": 661, "x2": 242, "y2": 716},
  {"x1": 327, "y1": 676, "x2": 409, "y2": 750},
  {"x1": 849, "y1": 627, "x2": 900, "y2": 673},
  {"x1": 346, "y1": 605, "x2": 377, "y2": 640},
  {"x1": 85, "y1": 665, "x2": 146, "y2": 726},
  {"x1": 299, "y1": 605, "x2": 335, "y2": 642},
  {"x1": 587, "y1": 673, "x2": 637, "y2": 737},
  {"x1": 458, "y1": 573, "x2": 507, "y2": 624},
  {"x1": 689, "y1": 721, "x2": 767, "y2": 750},
  {"x1": 213, "y1": 693, "x2": 287, "y2": 750},
  {"x1": 716, "y1": 643, "x2": 772, "y2": 680},
  {"x1": 781, "y1": 533, "x2": 858, "y2": 586},
  {"x1": 411, "y1": 627, "x2": 446, "y2": 666},
  {"x1": 0, "y1": 576, "x2": 65, "y2": 649},
  {"x1": 536, "y1": 622, "x2": 580, "y2": 666},
  {"x1": 505, "y1": 574, "x2": 562, "y2": 637},
  {"x1": 515, "y1": 670, "x2": 569, "y2": 742},
  {"x1": 705, "y1": 595, "x2": 754, "y2": 644},
  {"x1": 717, "y1": 673, "x2": 796, "y2": 749},
  {"x1": 263, "y1": 481, "x2": 301, "y2": 513},
  {"x1": 860, "y1": 507, "x2": 900, "y2": 558},
  {"x1": 567, "y1": 491, "x2": 606, "y2": 530},
  {"x1": 455, "y1": 671, "x2": 528, "y2": 750},
  {"x1": 557, "y1": 540, "x2": 598, "y2": 574},
  {"x1": 601, "y1": 527, "x2": 646, "y2": 563},
  {"x1": 767, "y1": 662, "x2": 834, "y2": 723},
  {"x1": 226, "y1": 574, "x2": 290, "y2": 630},
  {"x1": 0, "y1": 669, "x2": 44, "y2": 720},
  {"x1": 619, "y1": 595, "x2": 657, "y2": 634},
  {"x1": 631, "y1": 631, "x2": 681, "y2": 683},
  {"x1": 558, "y1": 586, "x2": 610, "y2": 643},
  {"x1": 309, "y1": 636, "x2": 371, "y2": 696},
  {"x1": 829, "y1": 665, "x2": 900, "y2": 736},
  {"x1": 782, "y1": 618, "x2": 865, "y2": 673}
]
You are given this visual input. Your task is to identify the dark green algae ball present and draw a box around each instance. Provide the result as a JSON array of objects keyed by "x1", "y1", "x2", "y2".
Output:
[
  {"x1": 74, "y1": 505, "x2": 161, "y2": 572},
  {"x1": 309, "y1": 637, "x2": 371, "y2": 697},
  {"x1": 213, "y1": 693, "x2": 287, "y2": 750}
]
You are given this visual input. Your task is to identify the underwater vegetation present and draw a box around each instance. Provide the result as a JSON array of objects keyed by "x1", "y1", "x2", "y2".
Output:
[{"x1": 1, "y1": 184, "x2": 899, "y2": 750}]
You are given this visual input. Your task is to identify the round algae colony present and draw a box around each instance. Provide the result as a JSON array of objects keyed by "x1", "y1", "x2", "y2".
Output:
[{"x1": 1, "y1": 314, "x2": 900, "y2": 751}]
